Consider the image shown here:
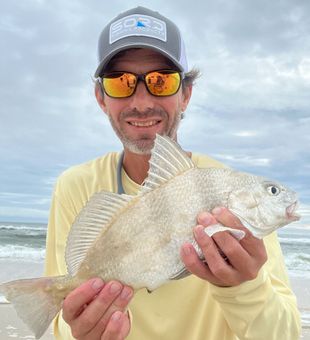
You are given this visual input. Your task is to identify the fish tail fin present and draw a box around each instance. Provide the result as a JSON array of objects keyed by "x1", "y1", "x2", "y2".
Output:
[{"x1": 0, "y1": 275, "x2": 67, "y2": 339}]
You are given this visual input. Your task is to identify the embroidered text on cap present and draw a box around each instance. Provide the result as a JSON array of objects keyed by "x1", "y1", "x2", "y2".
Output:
[{"x1": 109, "y1": 14, "x2": 167, "y2": 44}]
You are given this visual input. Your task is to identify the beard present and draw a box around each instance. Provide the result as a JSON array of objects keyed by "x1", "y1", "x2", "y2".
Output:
[{"x1": 108, "y1": 108, "x2": 182, "y2": 155}]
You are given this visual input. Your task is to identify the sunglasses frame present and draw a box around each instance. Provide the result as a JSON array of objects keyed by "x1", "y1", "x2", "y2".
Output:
[{"x1": 98, "y1": 69, "x2": 184, "y2": 98}]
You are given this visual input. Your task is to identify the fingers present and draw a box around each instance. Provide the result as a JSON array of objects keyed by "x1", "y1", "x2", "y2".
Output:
[
  {"x1": 181, "y1": 212, "x2": 239, "y2": 286},
  {"x1": 211, "y1": 207, "x2": 249, "y2": 235},
  {"x1": 197, "y1": 211, "x2": 218, "y2": 226},
  {"x1": 101, "y1": 311, "x2": 131, "y2": 340},
  {"x1": 194, "y1": 225, "x2": 239, "y2": 285},
  {"x1": 212, "y1": 207, "x2": 267, "y2": 262},
  {"x1": 62, "y1": 278, "x2": 133, "y2": 340},
  {"x1": 181, "y1": 241, "x2": 217, "y2": 284},
  {"x1": 83, "y1": 283, "x2": 133, "y2": 339},
  {"x1": 182, "y1": 208, "x2": 268, "y2": 287},
  {"x1": 62, "y1": 278, "x2": 105, "y2": 322}
]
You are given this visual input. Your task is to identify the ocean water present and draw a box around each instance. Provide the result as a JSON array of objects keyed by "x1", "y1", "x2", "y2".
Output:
[
  {"x1": 0, "y1": 221, "x2": 309, "y2": 276},
  {"x1": 0, "y1": 222, "x2": 46, "y2": 263},
  {"x1": 278, "y1": 226, "x2": 310, "y2": 279}
]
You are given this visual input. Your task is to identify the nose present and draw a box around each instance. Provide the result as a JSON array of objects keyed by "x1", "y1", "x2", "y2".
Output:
[{"x1": 128, "y1": 80, "x2": 155, "y2": 112}]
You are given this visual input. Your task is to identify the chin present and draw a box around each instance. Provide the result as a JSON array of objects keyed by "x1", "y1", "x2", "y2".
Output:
[{"x1": 123, "y1": 138, "x2": 155, "y2": 155}]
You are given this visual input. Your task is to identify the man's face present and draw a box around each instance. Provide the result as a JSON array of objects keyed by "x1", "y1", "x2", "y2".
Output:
[{"x1": 96, "y1": 49, "x2": 192, "y2": 154}]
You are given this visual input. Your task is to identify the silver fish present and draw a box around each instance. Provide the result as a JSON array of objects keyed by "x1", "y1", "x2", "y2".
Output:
[{"x1": 0, "y1": 135, "x2": 300, "y2": 339}]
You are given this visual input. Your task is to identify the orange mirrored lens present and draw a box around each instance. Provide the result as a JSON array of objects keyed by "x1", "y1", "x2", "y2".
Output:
[
  {"x1": 102, "y1": 71, "x2": 181, "y2": 98},
  {"x1": 145, "y1": 71, "x2": 181, "y2": 96},
  {"x1": 103, "y1": 73, "x2": 137, "y2": 98}
]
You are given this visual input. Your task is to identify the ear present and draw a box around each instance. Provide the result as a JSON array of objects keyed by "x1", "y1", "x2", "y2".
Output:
[
  {"x1": 95, "y1": 81, "x2": 107, "y2": 114},
  {"x1": 181, "y1": 84, "x2": 192, "y2": 112}
]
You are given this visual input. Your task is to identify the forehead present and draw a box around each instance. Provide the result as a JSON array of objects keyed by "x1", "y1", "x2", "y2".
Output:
[{"x1": 106, "y1": 48, "x2": 176, "y2": 72}]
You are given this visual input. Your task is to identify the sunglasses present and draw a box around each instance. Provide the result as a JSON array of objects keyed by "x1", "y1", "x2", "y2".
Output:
[{"x1": 98, "y1": 70, "x2": 183, "y2": 98}]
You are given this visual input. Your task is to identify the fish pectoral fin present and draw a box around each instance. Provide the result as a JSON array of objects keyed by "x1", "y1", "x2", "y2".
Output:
[
  {"x1": 204, "y1": 224, "x2": 245, "y2": 241},
  {"x1": 140, "y1": 134, "x2": 195, "y2": 194},
  {"x1": 65, "y1": 191, "x2": 133, "y2": 276},
  {"x1": 170, "y1": 266, "x2": 191, "y2": 280}
]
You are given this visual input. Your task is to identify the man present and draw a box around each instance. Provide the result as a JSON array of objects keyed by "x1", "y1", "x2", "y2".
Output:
[{"x1": 45, "y1": 6, "x2": 301, "y2": 340}]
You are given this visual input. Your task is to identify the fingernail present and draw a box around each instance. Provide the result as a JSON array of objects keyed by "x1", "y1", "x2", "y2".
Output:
[
  {"x1": 109, "y1": 282, "x2": 122, "y2": 294},
  {"x1": 212, "y1": 207, "x2": 223, "y2": 215},
  {"x1": 194, "y1": 225, "x2": 204, "y2": 238},
  {"x1": 91, "y1": 278, "x2": 104, "y2": 290},
  {"x1": 121, "y1": 287, "x2": 133, "y2": 300},
  {"x1": 182, "y1": 245, "x2": 192, "y2": 256},
  {"x1": 199, "y1": 212, "x2": 212, "y2": 225},
  {"x1": 111, "y1": 311, "x2": 122, "y2": 321}
]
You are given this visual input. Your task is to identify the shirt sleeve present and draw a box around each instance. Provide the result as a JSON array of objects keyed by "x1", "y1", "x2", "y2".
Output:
[{"x1": 208, "y1": 232, "x2": 301, "y2": 340}]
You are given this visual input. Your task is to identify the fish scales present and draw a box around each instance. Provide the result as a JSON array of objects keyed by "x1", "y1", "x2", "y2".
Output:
[
  {"x1": 73, "y1": 167, "x2": 274, "y2": 290},
  {"x1": 0, "y1": 134, "x2": 300, "y2": 339},
  {"x1": 78, "y1": 169, "x2": 209, "y2": 289}
]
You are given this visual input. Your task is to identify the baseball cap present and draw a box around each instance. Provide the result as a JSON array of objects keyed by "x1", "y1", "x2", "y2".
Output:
[{"x1": 94, "y1": 6, "x2": 188, "y2": 77}]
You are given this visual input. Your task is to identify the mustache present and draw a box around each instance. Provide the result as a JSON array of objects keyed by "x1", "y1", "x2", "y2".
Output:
[{"x1": 121, "y1": 108, "x2": 168, "y2": 120}]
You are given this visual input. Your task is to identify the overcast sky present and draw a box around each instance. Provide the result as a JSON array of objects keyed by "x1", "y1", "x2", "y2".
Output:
[{"x1": 0, "y1": 0, "x2": 309, "y2": 227}]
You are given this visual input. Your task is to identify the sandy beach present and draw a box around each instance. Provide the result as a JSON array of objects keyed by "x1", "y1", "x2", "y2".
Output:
[
  {"x1": 291, "y1": 277, "x2": 310, "y2": 339},
  {"x1": 0, "y1": 259, "x2": 52, "y2": 339},
  {"x1": 0, "y1": 303, "x2": 53, "y2": 339},
  {"x1": 0, "y1": 275, "x2": 309, "y2": 339}
]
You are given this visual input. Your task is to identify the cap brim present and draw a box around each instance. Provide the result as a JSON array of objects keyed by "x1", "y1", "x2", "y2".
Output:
[{"x1": 94, "y1": 42, "x2": 184, "y2": 77}]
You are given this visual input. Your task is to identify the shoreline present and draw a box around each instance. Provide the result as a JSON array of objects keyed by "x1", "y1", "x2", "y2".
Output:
[{"x1": 0, "y1": 256, "x2": 309, "y2": 338}]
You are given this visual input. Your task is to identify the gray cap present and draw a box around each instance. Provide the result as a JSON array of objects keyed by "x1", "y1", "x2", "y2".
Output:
[{"x1": 94, "y1": 6, "x2": 188, "y2": 77}]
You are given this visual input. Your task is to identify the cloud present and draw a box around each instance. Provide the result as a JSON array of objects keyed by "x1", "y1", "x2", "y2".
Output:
[
  {"x1": 213, "y1": 154, "x2": 270, "y2": 167},
  {"x1": 0, "y1": 206, "x2": 48, "y2": 222},
  {"x1": 0, "y1": 0, "x2": 309, "y2": 221},
  {"x1": 232, "y1": 131, "x2": 258, "y2": 137}
]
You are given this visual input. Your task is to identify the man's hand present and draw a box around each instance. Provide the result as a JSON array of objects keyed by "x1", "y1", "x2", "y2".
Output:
[
  {"x1": 180, "y1": 207, "x2": 268, "y2": 287},
  {"x1": 62, "y1": 278, "x2": 133, "y2": 340}
]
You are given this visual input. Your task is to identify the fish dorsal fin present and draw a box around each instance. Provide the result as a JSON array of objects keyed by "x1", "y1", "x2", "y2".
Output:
[
  {"x1": 141, "y1": 134, "x2": 195, "y2": 194},
  {"x1": 65, "y1": 191, "x2": 133, "y2": 276}
]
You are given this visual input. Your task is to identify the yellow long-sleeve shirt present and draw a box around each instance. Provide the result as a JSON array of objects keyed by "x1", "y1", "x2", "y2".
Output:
[{"x1": 44, "y1": 152, "x2": 301, "y2": 340}]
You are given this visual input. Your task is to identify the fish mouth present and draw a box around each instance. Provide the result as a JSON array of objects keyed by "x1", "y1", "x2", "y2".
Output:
[{"x1": 286, "y1": 201, "x2": 301, "y2": 221}]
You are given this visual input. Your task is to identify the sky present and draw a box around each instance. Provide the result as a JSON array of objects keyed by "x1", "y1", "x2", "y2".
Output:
[{"x1": 0, "y1": 0, "x2": 309, "y2": 226}]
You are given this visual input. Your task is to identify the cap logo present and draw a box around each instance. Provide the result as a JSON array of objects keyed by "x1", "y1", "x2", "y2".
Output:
[{"x1": 110, "y1": 14, "x2": 167, "y2": 44}]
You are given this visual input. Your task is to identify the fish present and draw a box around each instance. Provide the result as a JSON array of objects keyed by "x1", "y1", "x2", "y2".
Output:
[{"x1": 0, "y1": 134, "x2": 300, "y2": 339}]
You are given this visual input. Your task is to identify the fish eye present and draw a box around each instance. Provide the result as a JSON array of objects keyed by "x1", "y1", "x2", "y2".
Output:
[{"x1": 267, "y1": 185, "x2": 280, "y2": 196}]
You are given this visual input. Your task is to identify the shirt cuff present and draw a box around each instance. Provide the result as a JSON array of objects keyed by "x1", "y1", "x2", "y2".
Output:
[{"x1": 208, "y1": 268, "x2": 269, "y2": 299}]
